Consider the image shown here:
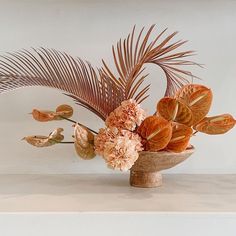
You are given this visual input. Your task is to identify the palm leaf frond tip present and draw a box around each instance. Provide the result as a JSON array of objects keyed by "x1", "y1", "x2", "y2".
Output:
[{"x1": 102, "y1": 24, "x2": 201, "y2": 98}]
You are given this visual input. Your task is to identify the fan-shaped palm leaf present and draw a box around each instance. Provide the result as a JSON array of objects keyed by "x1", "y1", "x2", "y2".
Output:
[
  {"x1": 0, "y1": 25, "x2": 200, "y2": 120},
  {"x1": 0, "y1": 48, "x2": 124, "y2": 120},
  {"x1": 102, "y1": 24, "x2": 200, "y2": 98}
]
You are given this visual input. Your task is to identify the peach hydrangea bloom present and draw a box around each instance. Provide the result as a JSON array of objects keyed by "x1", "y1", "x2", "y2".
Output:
[
  {"x1": 103, "y1": 133, "x2": 142, "y2": 171},
  {"x1": 94, "y1": 127, "x2": 119, "y2": 155},
  {"x1": 95, "y1": 128, "x2": 143, "y2": 171},
  {"x1": 105, "y1": 99, "x2": 146, "y2": 131}
]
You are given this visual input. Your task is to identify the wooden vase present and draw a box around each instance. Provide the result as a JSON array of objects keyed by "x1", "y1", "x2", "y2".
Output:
[{"x1": 130, "y1": 148, "x2": 194, "y2": 188}]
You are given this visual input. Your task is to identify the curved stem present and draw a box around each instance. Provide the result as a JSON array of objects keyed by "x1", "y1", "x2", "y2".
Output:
[
  {"x1": 59, "y1": 115, "x2": 98, "y2": 134},
  {"x1": 59, "y1": 116, "x2": 77, "y2": 124}
]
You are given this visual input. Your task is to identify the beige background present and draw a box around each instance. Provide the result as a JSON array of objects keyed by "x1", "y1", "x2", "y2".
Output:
[{"x1": 0, "y1": 0, "x2": 235, "y2": 174}]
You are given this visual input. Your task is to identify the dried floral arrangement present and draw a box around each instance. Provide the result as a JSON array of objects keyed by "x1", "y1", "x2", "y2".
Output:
[{"x1": 0, "y1": 25, "x2": 235, "y2": 181}]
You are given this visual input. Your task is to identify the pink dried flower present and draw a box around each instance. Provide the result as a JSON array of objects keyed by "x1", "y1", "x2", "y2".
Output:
[
  {"x1": 94, "y1": 127, "x2": 119, "y2": 155},
  {"x1": 105, "y1": 99, "x2": 146, "y2": 131},
  {"x1": 95, "y1": 128, "x2": 143, "y2": 171}
]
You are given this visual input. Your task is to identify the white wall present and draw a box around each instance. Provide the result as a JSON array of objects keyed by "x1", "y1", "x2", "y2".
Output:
[{"x1": 0, "y1": 0, "x2": 235, "y2": 174}]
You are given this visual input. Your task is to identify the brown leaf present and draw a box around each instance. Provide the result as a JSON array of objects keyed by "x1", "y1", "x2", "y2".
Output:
[
  {"x1": 137, "y1": 116, "x2": 172, "y2": 151},
  {"x1": 31, "y1": 104, "x2": 73, "y2": 122},
  {"x1": 22, "y1": 128, "x2": 64, "y2": 147},
  {"x1": 193, "y1": 114, "x2": 236, "y2": 135},
  {"x1": 74, "y1": 124, "x2": 96, "y2": 160},
  {"x1": 175, "y1": 84, "x2": 213, "y2": 125},
  {"x1": 166, "y1": 123, "x2": 193, "y2": 153},
  {"x1": 157, "y1": 97, "x2": 193, "y2": 126}
]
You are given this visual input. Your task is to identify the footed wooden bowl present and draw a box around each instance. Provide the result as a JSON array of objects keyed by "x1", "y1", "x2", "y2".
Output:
[{"x1": 130, "y1": 148, "x2": 194, "y2": 188}]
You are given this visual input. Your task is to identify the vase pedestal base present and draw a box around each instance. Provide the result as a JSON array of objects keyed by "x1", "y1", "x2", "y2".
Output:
[{"x1": 129, "y1": 170, "x2": 162, "y2": 188}]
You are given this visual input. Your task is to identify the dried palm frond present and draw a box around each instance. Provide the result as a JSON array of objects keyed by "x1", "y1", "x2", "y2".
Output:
[
  {"x1": 0, "y1": 48, "x2": 123, "y2": 120},
  {"x1": 0, "y1": 25, "x2": 199, "y2": 120},
  {"x1": 102, "y1": 24, "x2": 200, "y2": 99}
]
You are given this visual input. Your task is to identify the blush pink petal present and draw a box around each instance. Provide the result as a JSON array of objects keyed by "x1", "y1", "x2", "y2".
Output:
[
  {"x1": 105, "y1": 99, "x2": 146, "y2": 131},
  {"x1": 94, "y1": 128, "x2": 143, "y2": 171}
]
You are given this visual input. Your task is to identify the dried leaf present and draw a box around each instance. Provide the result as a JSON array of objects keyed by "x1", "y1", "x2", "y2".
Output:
[
  {"x1": 166, "y1": 123, "x2": 193, "y2": 152},
  {"x1": 175, "y1": 84, "x2": 213, "y2": 125},
  {"x1": 31, "y1": 104, "x2": 73, "y2": 122},
  {"x1": 193, "y1": 114, "x2": 236, "y2": 135},
  {"x1": 157, "y1": 97, "x2": 193, "y2": 126},
  {"x1": 74, "y1": 123, "x2": 96, "y2": 160},
  {"x1": 22, "y1": 128, "x2": 64, "y2": 147},
  {"x1": 137, "y1": 116, "x2": 172, "y2": 151}
]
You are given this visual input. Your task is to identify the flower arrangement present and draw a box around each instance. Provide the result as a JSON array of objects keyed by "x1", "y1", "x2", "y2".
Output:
[
  {"x1": 0, "y1": 25, "x2": 235, "y2": 186},
  {"x1": 22, "y1": 83, "x2": 235, "y2": 173}
]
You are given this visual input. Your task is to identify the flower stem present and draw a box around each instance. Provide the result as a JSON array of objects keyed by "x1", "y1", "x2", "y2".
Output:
[
  {"x1": 59, "y1": 115, "x2": 98, "y2": 134},
  {"x1": 58, "y1": 141, "x2": 74, "y2": 144},
  {"x1": 192, "y1": 130, "x2": 198, "y2": 136},
  {"x1": 59, "y1": 116, "x2": 77, "y2": 124}
]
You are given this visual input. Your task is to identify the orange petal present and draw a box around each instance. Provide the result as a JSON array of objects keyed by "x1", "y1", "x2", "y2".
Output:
[
  {"x1": 31, "y1": 104, "x2": 73, "y2": 122},
  {"x1": 157, "y1": 97, "x2": 193, "y2": 126},
  {"x1": 55, "y1": 104, "x2": 73, "y2": 119},
  {"x1": 166, "y1": 123, "x2": 193, "y2": 153},
  {"x1": 31, "y1": 109, "x2": 55, "y2": 122},
  {"x1": 193, "y1": 114, "x2": 236, "y2": 135},
  {"x1": 175, "y1": 84, "x2": 213, "y2": 125},
  {"x1": 137, "y1": 116, "x2": 172, "y2": 151}
]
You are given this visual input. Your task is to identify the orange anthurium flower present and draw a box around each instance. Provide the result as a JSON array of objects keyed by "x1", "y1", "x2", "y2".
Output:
[
  {"x1": 193, "y1": 114, "x2": 236, "y2": 135},
  {"x1": 175, "y1": 84, "x2": 213, "y2": 125},
  {"x1": 31, "y1": 104, "x2": 73, "y2": 122},
  {"x1": 74, "y1": 123, "x2": 96, "y2": 160},
  {"x1": 22, "y1": 128, "x2": 64, "y2": 147},
  {"x1": 157, "y1": 97, "x2": 193, "y2": 126},
  {"x1": 55, "y1": 104, "x2": 73, "y2": 119},
  {"x1": 166, "y1": 123, "x2": 193, "y2": 153},
  {"x1": 137, "y1": 116, "x2": 172, "y2": 151}
]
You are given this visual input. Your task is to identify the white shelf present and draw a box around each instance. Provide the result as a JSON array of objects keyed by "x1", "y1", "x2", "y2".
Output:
[{"x1": 0, "y1": 174, "x2": 235, "y2": 212}]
